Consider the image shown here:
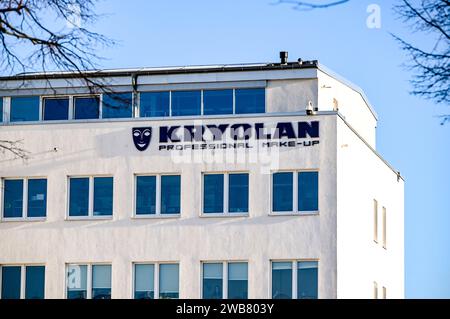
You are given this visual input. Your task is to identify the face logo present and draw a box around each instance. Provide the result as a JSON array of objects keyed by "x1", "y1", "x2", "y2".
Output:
[{"x1": 132, "y1": 127, "x2": 152, "y2": 151}]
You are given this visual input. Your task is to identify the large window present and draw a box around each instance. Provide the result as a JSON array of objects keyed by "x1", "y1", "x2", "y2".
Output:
[
  {"x1": 271, "y1": 261, "x2": 318, "y2": 299},
  {"x1": 140, "y1": 92, "x2": 170, "y2": 117},
  {"x1": 202, "y1": 262, "x2": 248, "y2": 299},
  {"x1": 272, "y1": 171, "x2": 319, "y2": 213},
  {"x1": 135, "y1": 174, "x2": 181, "y2": 216},
  {"x1": 74, "y1": 96, "x2": 100, "y2": 120},
  {"x1": 203, "y1": 173, "x2": 249, "y2": 215},
  {"x1": 203, "y1": 89, "x2": 233, "y2": 115},
  {"x1": 102, "y1": 92, "x2": 133, "y2": 119},
  {"x1": 2, "y1": 178, "x2": 47, "y2": 219},
  {"x1": 66, "y1": 264, "x2": 111, "y2": 299},
  {"x1": 43, "y1": 97, "x2": 69, "y2": 121},
  {"x1": 134, "y1": 263, "x2": 179, "y2": 299},
  {"x1": 10, "y1": 96, "x2": 40, "y2": 122},
  {"x1": 1, "y1": 265, "x2": 45, "y2": 299},
  {"x1": 68, "y1": 176, "x2": 113, "y2": 218},
  {"x1": 171, "y1": 90, "x2": 201, "y2": 116},
  {"x1": 235, "y1": 88, "x2": 265, "y2": 114}
]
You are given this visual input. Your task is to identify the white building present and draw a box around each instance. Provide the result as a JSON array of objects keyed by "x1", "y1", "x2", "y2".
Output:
[{"x1": 0, "y1": 55, "x2": 404, "y2": 299}]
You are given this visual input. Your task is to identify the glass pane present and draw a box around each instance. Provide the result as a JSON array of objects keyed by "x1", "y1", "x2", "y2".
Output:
[
  {"x1": 10, "y1": 96, "x2": 40, "y2": 122},
  {"x1": 272, "y1": 173, "x2": 293, "y2": 212},
  {"x1": 171, "y1": 90, "x2": 201, "y2": 116},
  {"x1": 229, "y1": 173, "x2": 248, "y2": 213},
  {"x1": 272, "y1": 262, "x2": 292, "y2": 299},
  {"x1": 203, "y1": 89, "x2": 233, "y2": 115},
  {"x1": 69, "y1": 178, "x2": 89, "y2": 217},
  {"x1": 235, "y1": 88, "x2": 265, "y2": 114},
  {"x1": 25, "y1": 266, "x2": 45, "y2": 299},
  {"x1": 140, "y1": 92, "x2": 169, "y2": 117},
  {"x1": 159, "y1": 264, "x2": 179, "y2": 299},
  {"x1": 202, "y1": 263, "x2": 222, "y2": 299},
  {"x1": 298, "y1": 172, "x2": 319, "y2": 211},
  {"x1": 136, "y1": 176, "x2": 156, "y2": 215},
  {"x1": 27, "y1": 179, "x2": 47, "y2": 217},
  {"x1": 92, "y1": 265, "x2": 111, "y2": 299},
  {"x1": 67, "y1": 264, "x2": 87, "y2": 299},
  {"x1": 74, "y1": 96, "x2": 100, "y2": 120},
  {"x1": 0, "y1": 98, "x2": 3, "y2": 122},
  {"x1": 102, "y1": 92, "x2": 133, "y2": 118},
  {"x1": 134, "y1": 264, "x2": 154, "y2": 299},
  {"x1": 3, "y1": 179, "x2": 23, "y2": 218},
  {"x1": 43, "y1": 98, "x2": 69, "y2": 120},
  {"x1": 1, "y1": 266, "x2": 21, "y2": 299},
  {"x1": 93, "y1": 177, "x2": 113, "y2": 216},
  {"x1": 297, "y1": 261, "x2": 318, "y2": 299},
  {"x1": 228, "y1": 263, "x2": 248, "y2": 299},
  {"x1": 161, "y1": 175, "x2": 180, "y2": 214},
  {"x1": 203, "y1": 174, "x2": 224, "y2": 214}
]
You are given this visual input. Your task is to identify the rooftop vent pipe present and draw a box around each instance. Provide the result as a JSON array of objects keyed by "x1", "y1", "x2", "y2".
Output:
[{"x1": 279, "y1": 51, "x2": 288, "y2": 65}]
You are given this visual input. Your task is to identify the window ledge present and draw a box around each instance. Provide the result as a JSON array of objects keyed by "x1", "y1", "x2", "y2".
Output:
[
  {"x1": 200, "y1": 213, "x2": 249, "y2": 218},
  {"x1": 0, "y1": 217, "x2": 47, "y2": 222},
  {"x1": 66, "y1": 216, "x2": 113, "y2": 221},
  {"x1": 132, "y1": 214, "x2": 181, "y2": 219},
  {"x1": 269, "y1": 211, "x2": 319, "y2": 216}
]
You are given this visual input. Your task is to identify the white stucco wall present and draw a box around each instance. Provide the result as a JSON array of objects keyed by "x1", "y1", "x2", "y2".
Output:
[
  {"x1": 336, "y1": 116, "x2": 404, "y2": 299},
  {"x1": 0, "y1": 114, "x2": 338, "y2": 299}
]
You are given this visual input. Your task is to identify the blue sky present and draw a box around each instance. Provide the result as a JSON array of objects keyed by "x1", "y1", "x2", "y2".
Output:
[{"x1": 32, "y1": 0, "x2": 450, "y2": 297}]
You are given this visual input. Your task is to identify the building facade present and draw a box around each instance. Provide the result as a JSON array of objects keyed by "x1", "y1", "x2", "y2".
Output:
[{"x1": 0, "y1": 58, "x2": 404, "y2": 299}]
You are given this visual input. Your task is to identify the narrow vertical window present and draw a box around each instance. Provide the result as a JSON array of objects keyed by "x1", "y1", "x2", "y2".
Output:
[
  {"x1": 74, "y1": 96, "x2": 100, "y2": 120},
  {"x1": 135, "y1": 176, "x2": 156, "y2": 215},
  {"x1": 160, "y1": 175, "x2": 181, "y2": 214},
  {"x1": 3, "y1": 179, "x2": 23, "y2": 218},
  {"x1": 25, "y1": 266, "x2": 45, "y2": 299},
  {"x1": 159, "y1": 264, "x2": 179, "y2": 299},
  {"x1": 134, "y1": 264, "x2": 154, "y2": 299},
  {"x1": 93, "y1": 177, "x2": 113, "y2": 216},
  {"x1": 202, "y1": 263, "x2": 223, "y2": 299},
  {"x1": 66, "y1": 265, "x2": 88, "y2": 299},
  {"x1": 228, "y1": 173, "x2": 249, "y2": 213},
  {"x1": 43, "y1": 97, "x2": 69, "y2": 121},
  {"x1": 271, "y1": 262, "x2": 292, "y2": 299},
  {"x1": 382, "y1": 286, "x2": 386, "y2": 299},
  {"x1": 0, "y1": 98, "x2": 3, "y2": 122},
  {"x1": 272, "y1": 173, "x2": 293, "y2": 212},
  {"x1": 203, "y1": 174, "x2": 224, "y2": 214},
  {"x1": 297, "y1": 261, "x2": 318, "y2": 299},
  {"x1": 298, "y1": 172, "x2": 318, "y2": 211},
  {"x1": 228, "y1": 262, "x2": 248, "y2": 299},
  {"x1": 1, "y1": 266, "x2": 21, "y2": 299},
  {"x1": 373, "y1": 200, "x2": 378, "y2": 243},
  {"x1": 69, "y1": 178, "x2": 89, "y2": 217},
  {"x1": 27, "y1": 179, "x2": 47, "y2": 218},
  {"x1": 92, "y1": 265, "x2": 111, "y2": 299},
  {"x1": 373, "y1": 281, "x2": 378, "y2": 299},
  {"x1": 382, "y1": 207, "x2": 387, "y2": 249}
]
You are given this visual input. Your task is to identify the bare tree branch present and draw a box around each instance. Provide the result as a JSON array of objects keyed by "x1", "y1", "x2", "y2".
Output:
[
  {"x1": 273, "y1": 0, "x2": 349, "y2": 11},
  {"x1": 0, "y1": 139, "x2": 29, "y2": 159}
]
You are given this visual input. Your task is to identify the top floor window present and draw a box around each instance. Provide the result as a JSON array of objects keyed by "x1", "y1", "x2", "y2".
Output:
[
  {"x1": 171, "y1": 90, "x2": 201, "y2": 116},
  {"x1": 43, "y1": 97, "x2": 69, "y2": 121},
  {"x1": 139, "y1": 92, "x2": 170, "y2": 117},
  {"x1": 74, "y1": 96, "x2": 100, "y2": 120},
  {"x1": 10, "y1": 96, "x2": 40, "y2": 122},
  {"x1": 235, "y1": 88, "x2": 265, "y2": 114},
  {"x1": 102, "y1": 92, "x2": 133, "y2": 119}
]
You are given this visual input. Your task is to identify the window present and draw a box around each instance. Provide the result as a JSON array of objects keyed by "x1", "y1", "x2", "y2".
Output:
[
  {"x1": 203, "y1": 173, "x2": 249, "y2": 215},
  {"x1": 158, "y1": 264, "x2": 179, "y2": 299},
  {"x1": 0, "y1": 98, "x2": 3, "y2": 122},
  {"x1": 272, "y1": 171, "x2": 319, "y2": 213},
  {"x1": 202, "y1": 262, "x2": 248, "y2": 299},
  {"x1": 235, "y1": 88, "x2": 265, "y2": 114},
  {"x1": 133, "y1": 263, "x2": 179, "y2": 299},
  {"x1": 1, "y1": 265, "x2": 45, "y2": 299},
  {"x1": 43, "y1": 97, "x2": 69, "y2": 121},
  {"x1": 134, "y1": 264, "x2": 154, "y2": 299},
  {"x1": 203, "y1": 89, "x2": 233, "y2": 115},
  {"x1": 382, "y1": 207, "x2": 387, "y2": 249},
  {"x1": 373, "y1": 281, "x2": 378, "y2": 299},
  {"x1": 10, "y1": 96, "x2": 40, "y2": 122},
  {"x1": 74, "y1": 96, "x2": 100, "y2": 120},
  {"x1": 140, "y1": 92, "x2": 170, "y2": 117},
  {"x1": 171, "y1": 90, "x2": 201, "y2": 116},
  {"x1": 102, "y1": 92, "x2": 133, "y2": 119},
  {"x1": 68, "y1": 176, "x2": 113, "y2": 218},
  {"x1": 373, "y1": 199, "x2": 378, "y2": 243},
  {"x1": 271, "y1": 261, "x2": 318, "y2": 299},
  {"x1": 2, "y1": 178, "x2": 47, "y2": 219},
  {"x1": 66, "y1": 264, "x2": 111, "y2": 299},
  {"x1": 135, "y1": 175, "x2": 180, "y2": 216},
  {"x1": 382, "y1": 286, "x2": 386, "y2": 299}
]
